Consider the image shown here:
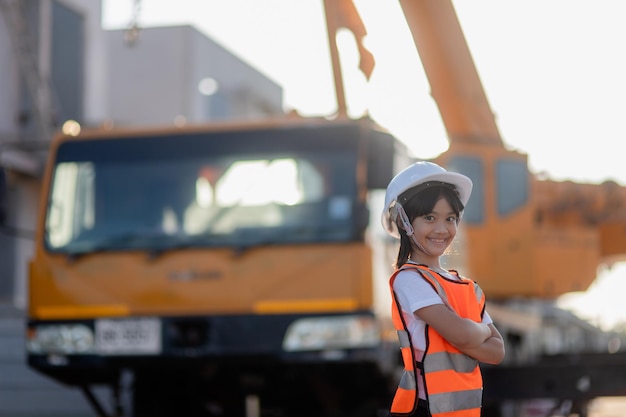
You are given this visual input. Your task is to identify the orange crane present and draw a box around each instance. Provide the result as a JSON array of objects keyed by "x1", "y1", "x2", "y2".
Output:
[
  {"x1": 327, "y1": 0, "x2": 626, "y2": 299},
  {"x1": 346, "y1": 0, "x2": 626, "y2": 413}
]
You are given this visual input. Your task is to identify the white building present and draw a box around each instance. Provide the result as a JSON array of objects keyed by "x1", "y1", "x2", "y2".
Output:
[{"x1": 106, "y1": 25, "x2": 283, "y2": 126}]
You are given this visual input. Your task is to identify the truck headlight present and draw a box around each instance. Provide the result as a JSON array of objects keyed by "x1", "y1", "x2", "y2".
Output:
[
  {"x1": 27, "y1": 324, "x2": 95, "y2": 355},
  {"x1": 282, "y1": 315, "x2": 380, "y2": 352}
]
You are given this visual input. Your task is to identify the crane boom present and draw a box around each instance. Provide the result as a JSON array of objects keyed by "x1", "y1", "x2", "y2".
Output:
[{"x1": 398, "y1": 0, "x2": 503, "y2": 146}]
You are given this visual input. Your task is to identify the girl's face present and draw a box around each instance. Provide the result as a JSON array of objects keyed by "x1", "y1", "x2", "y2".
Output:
[{"x1": 410, "y1": 196, "x2": 459, "y2": 259}]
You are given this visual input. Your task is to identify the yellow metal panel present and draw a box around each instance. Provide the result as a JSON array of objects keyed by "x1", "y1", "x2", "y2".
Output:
[
  {"x1": 35, "y1": 305, "x2": 130, "y2": 320},
  {"x1": 28, "y1": 244, "x2": 373, "y2": 319},
  {"x1": 254, "y1": 298, "x2": 359, "y2": 314}
]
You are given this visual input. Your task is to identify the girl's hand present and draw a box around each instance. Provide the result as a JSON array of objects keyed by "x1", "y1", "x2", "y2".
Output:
[{"x1": 416, "y1": 304, "x2": 491, "y2": 349}]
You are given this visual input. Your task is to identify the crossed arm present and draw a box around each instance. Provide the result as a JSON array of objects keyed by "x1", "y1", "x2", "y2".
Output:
[{"x1": 416, "y1": 304, "x2": 505, "y2": 365}]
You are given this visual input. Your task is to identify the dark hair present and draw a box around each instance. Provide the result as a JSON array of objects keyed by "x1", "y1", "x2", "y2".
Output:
[{"x1": 395, "y1": 185, "x2": 465, "y2": 268}]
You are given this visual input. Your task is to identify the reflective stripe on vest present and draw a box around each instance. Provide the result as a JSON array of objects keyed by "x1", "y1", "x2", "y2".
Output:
[
  {"x1": 389, "y1": 277, "x2": 419, "y2": 415},
  {"x1": 389, "y1": 264, "x2": 485, "y2": 417}
]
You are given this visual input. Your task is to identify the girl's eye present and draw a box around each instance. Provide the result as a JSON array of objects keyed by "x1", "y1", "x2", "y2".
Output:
[
  {"x1": 424, "y1": 215, "x2": 435, "y2": 221},
  {"x1": 447, "y1": 216, "x2": 458, "y2": 223}
]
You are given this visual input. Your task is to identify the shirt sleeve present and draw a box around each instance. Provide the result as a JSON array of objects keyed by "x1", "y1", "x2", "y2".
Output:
[
  {"x1": 482, "y1": 310, "x2": 493, "y2": 325},
  {"x1": 392, "y1": 269, "x2": 444, "y2": 314}
]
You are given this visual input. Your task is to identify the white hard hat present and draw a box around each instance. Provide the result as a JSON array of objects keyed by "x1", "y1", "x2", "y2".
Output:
[{"x1": 381, "y1": 161, "x2": 473, "y2": 238}]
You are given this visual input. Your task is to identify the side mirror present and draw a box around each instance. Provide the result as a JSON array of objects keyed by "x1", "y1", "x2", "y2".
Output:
[
  {"x1": 366, "y1": 127, "x2": 412, "y2": 190},
  {"x1": 366, "y1": 129, "x2": 396, "y2": 189},
  {"x1": 0, "y1": 168, "x2": 7, "y2": 225}
]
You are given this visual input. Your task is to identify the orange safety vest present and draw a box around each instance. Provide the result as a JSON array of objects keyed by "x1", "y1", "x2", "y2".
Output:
[{"x1": 389, "y1": 263, "x2": 486, "y2": 417}]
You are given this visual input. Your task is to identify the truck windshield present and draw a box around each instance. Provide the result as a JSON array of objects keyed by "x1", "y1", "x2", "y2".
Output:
[{"x1": 44, "y1": 132, "x2": 359, "y2": 254}]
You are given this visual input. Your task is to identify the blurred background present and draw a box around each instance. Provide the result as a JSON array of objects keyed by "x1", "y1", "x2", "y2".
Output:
[
  {"x1": 2, "y1": 1, "x2": 626, "y2": 416},
  {"x1": 103, "y1": 0, "x2": 626, "y2": 332}
]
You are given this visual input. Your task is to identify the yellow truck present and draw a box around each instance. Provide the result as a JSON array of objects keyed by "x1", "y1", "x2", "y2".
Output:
[{"x1": 26, "y1": 117, "x2": 408, "y2": 417}]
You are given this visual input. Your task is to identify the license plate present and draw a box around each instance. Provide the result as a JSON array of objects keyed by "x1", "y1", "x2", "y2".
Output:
[{"x1": 95, "y1": 318, "x2": 161, "y2": 355}]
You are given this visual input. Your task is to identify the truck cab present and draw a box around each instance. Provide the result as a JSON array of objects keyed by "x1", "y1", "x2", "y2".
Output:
[{"x1": 27, "y1": 117, "x2": 407, "y2": 417}]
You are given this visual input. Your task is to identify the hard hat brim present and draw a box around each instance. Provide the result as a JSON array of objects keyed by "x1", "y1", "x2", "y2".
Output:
[{"x1": 381, "y1": 169, "x2": 472, "y2": 239}]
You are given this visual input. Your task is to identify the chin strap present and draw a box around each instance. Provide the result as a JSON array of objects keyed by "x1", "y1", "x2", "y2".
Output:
[{"x1": 394, "y1": 203, "x2": 431, "y2": 255}]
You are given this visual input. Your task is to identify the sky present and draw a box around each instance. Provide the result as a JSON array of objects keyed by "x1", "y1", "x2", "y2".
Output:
[
  {"x1": 102, "y1": 0, "x2": 626, "y2": 185},
  {"x1": 101, "y1": 0, "x2": 626, "y2": 329}
]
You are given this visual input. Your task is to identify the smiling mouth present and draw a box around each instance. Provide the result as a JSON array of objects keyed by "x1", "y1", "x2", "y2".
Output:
[{"x1": 429, "y1": 238, "x2": 447, "y2": 244}]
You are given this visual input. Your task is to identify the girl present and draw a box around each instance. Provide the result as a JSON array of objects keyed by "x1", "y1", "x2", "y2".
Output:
[{"x1": 381, "y1": 161, "x2": 505, "y2": 417}]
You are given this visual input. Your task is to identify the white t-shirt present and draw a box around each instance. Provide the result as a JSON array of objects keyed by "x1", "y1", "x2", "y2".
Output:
[{"x1": 392, "y1": 265, "x2": 492, "y2": 399}]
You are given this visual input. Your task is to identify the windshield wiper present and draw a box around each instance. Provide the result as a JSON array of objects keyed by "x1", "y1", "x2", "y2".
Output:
[
  {"x1": 145, "y1": 234, "x2": 228, "y2": 260},
  {"x1": 230, "y1": 225, "x2": 332, "y2": 256},
  {"x1": 64, "y1": 232, "x2": 171, "y2": 261}
]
